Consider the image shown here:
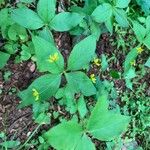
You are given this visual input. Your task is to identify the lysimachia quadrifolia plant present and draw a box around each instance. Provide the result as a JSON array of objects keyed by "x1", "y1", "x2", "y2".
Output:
[
  {"x1": 11, "y1": 0, "x2": 84, "y2": 32},
  {"x1": 42, "y1": 94, "x2": 130, "y2": 150},
  {"x1": 69, "y1": 0, "x2": 131, "y2": 38},
  {"x1": 123, "y1": 45, "x2": 145, "y2": 90},
  {"x1": 18, "y1": 35, "x2": 97, "y2": 118}
]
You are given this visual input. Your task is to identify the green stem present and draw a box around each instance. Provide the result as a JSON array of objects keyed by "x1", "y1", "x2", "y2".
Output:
[{"x1": 17, "y1": 124, "x2": 41, "y2": 150}]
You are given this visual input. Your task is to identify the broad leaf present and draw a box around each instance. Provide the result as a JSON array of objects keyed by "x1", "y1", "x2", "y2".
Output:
[
  {"x1": 68, "y1": 35, "x2": 96, "y2": 71},
  {"x1": 145, "y1": 57, "x2": 150, "y2": 67},
  {"x1": 11, "y1": 8, "x2": 44, "y2": 30},
  {"x1": 124, "y1": 67, "x2": 136, "y2": 79},
  {"x1": 32, "y1": 36, "x2": 64, "y2": 74},
  {"x1": 65, "y1": 71, "x2": 96, "y2": 96},
  {"x1": 146, "y1": 16, "x2": 150, "y2": 34},
  {"x1": 18, "y1": 74, "x2": 61, "y2": 107},
  {"x1": 77, "y1": 95, "x2": 88, "y2": 118},
  {"x1": 143, "y1": 33, "x2": 150, "y2": 49},
  {"x1": 115, "y1": 0, "x2": 131, "y2": 8},
  {"x1": 113, "y1": 8, "x2": 129, "y2": 27},
  {"x1": 0, "y1": 51, "x2": 10, "y2": 69},
  {"x1": 50, "y1": 12, "x2": 84, "y2": 31},
  {"x1": 37, "y1": 0, "x2": 56, "y2": 23},
  {"x1": 44, "y1": 120, "x2": 83, "y2": 150},
  {"x1": 136, "y1": 0, "x2": 150, "y2": 14},
  {"x1": 35, "y1": 113, "x2": 50, "y2": 125},
  {"x1": 124, "y1": 48, "x2": 138, "y2": 73},
  {"x1": 75, "y1": 134, "x2": 96, "y2": 150},
  {"x1": 132, "y1": 21, "x2": 146, "y2": 43},
  {"x1": 0, "y1": 141, "x2": 20, "y2": 148},
  {"x1": 87, "y1": 95, "x2": 130, "y2": 141},
  {"x1": 92, "y1": 3, "x2": 112, "y2": 23},
  {"x1": 38, "y1": 27, "x2": 55, "y2": 45}
]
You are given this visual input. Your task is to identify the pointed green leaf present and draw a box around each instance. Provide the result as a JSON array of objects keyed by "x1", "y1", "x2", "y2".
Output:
[
  {"x1": 143, "y1": 33, "x2": 150, "y2": 49},
  {"x1": 44, "y1": 120, "x2": 83, "y2": 150},
  {"x1": 115, "y1": 0, "x2": 131, "y2": 8},
  {"x1": 87, "y1": 95, "x2": 130, "y2": 141},
  {"x1": 113, "y1": 8, "x2": 129, "y2": 27},
  {"x1": 0, "y1": 141, "x2": 20, "y2": 148},
  {"x1": 50, "y1": 12, "x2": 84, "y2": 31},
  {"x1": 77, "y1": 96, "x2": 88, "y2": 118},
  {"x1": 68, "y1": 35, "x2": 96, "y2": 71},
  {"x1": 0, "y1": 51, "x2": 10, "y2": 69},
  {"x1": 32, "y1": 36, "x2": 64, "y2": 74},
  {"x1": 75, "y1": 134, "x2": 96, "y2": 150},
  {"x1": 124, "y1": 48, "x2": 138, "y2": 73},
  {"x1": 65, "y1": 71, "x2": 96, "y2": 96},
  {"x1": 38, "y1": 27, "x2": 55, "y2": 45},
  {"x1": 132, "y1": 21, "x2": 146, "y2": 43},
  {"x1": 18, "y1": 74, "x2": 61, "y2": 107},
  {"x1": 92, "y1": 3, "x2": 112, "y2": 23},
  {"x1": 145, "y1": 57, "x2": 150, "y2": 67},
  {"x1": 37, "y1": 0, "x2": 56, "y2": 23},
  {"x1": 11, "y1": 8, "x2": 44, "y2": 30}
]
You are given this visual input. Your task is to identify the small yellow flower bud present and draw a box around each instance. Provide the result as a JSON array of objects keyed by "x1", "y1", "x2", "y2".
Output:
[
  {"x1": 48, "y1": 52, "x2": 59, "y2": 63},
  {"x1": 32, "y1": 88, "x2": 40, "y2": 101},
  {"x1": 130, "y1": 60, "x2": 136, "y2": 66},
  {"x1": 136, "y1": 47, "x2": 144, "y2": 54},
  {"x1": 93, "y1": 58, "x2": 101, "y2": 66},
  {"x1": 90, "y1": 74, "x2": 96, "y2": 83}
]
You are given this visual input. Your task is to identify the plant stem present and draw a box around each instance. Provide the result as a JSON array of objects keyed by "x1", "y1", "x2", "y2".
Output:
[{"x1": 17, "y1": 124, "x2": 41, "y2": 150}]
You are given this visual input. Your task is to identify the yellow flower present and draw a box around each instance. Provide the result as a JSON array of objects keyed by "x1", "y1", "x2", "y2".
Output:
[
  {"x1": 90, "y1": 74, "x2": 96, "y2": 83},
  {"x1": 136, "y1": 47, "x2": 144, "y2": 54},
  {"x1": 130, "y1": 60, "x2": 136, "y2": 66},
  {"x1": 93, "y1": 58, "x2": 101, "y2": 66},
  {"x1": 48, "y1": 52, "x2": 59, "y2": 63},
  {"x1": 32, "y1": 88, "x2": 40, "y2": 101}
]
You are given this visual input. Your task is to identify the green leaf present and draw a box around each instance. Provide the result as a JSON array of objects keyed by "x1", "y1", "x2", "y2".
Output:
[
  {"x1": 18, "y1": 74, "x2": 61, "y2": 107},
  {"x1": 8, "y1": 24, "x2": 28, "y2": 41},
  {"x1": 37, "y1": 0, "x2": 56, "y2": 23},
  {"x1": 87, "y1": 95, "x2": 130, "y2": 141},
  {"x1": 124, "y1": 48, "x2": 138, "y2": 73},
  {"x1": 20, "y1": 45, "x2": 31, "y2": 61},
  {"x1": 146, "y1": 16, "x2": 150, "y2": 33},
  {"x1": 38, "y1": 27, "x2": 55, "y2": 45},
  {"x1": 110, "y1": 70, "x2": 120, "y2": 79},
  {"x1": 44, "y1": 120, "x2": 83, "y2": 150},
  {"x1": 65, "y1": 71, "x2": 96, "y2": 96},
  {"x1": 105, "y1": 16, "x2": 113, "y2": 34},
  {"x1": 115, "y1": 0, "x2": 131, "y2": 8},
  {"x1": 50, "y1": 12, "x2": 84, "y2": 31},
  {"x1": 0, "y1": 51, "x2": 10, "y2": 69},
  {"x1": 33, "y1": 102, "x2": 49, "y2": 118},
  {"x1": 11, "y1": 8, "x2": 44, "y2": 30},
  {"x1": 68, "y1": 35, "x2": 96, "y2": 71},
  {"x1": 35, "y1": 113, "x2": 50, "y2": 125},
  {"x1": 132, "y1": 21, "x2": 146, "y2": 43},
  {"x1": 124, "y1": 67, "x2": 136, "y2": 79},
  {"x1": 113, "y1": 8, "x2": 129, "y2": 27},
  {"x1": 0, "y1": 141, "x2": 20, "y2": 148},
  {"x1": 20, "y1": 0, "x2": 34, "y2": 3},
  {"x1": 101, "y1": 54, "x2": 108, "y2": 71},
  {"x1": 92, "y1": 3, "x2": 112, "y2": 23},
  {"x1": 77, "y1": 96, "x2": 87, "y2": 118},
  {"x1": 143, "y1": 33, "x2": 150, "y2": 49},
  {"x1": 145, "y1": 57, "x2": 150, "y2": 67},
  {"x1": 32, "y1": 36, "x2": 64, "y2": 74},
  {"x1": 75, "y1": 134, "x2": 96, "y2": 150}
]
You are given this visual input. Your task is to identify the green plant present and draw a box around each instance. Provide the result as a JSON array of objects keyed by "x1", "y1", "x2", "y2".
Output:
[
  {"x1": 41, "y1": 94, "x2": 130, "y2": 150},
  {"x1": 0, "y1": 132, "x2": 20, "y2": 150}
]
